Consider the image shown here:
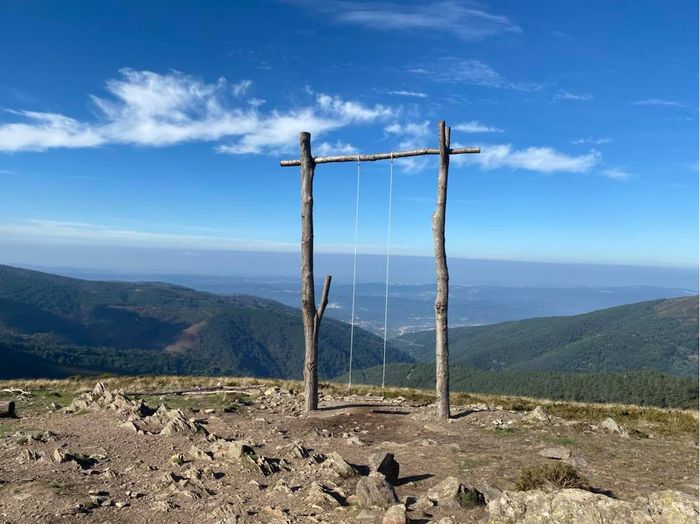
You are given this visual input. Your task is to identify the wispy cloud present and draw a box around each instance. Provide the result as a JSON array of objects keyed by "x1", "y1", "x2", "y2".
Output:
[
  {"x1": 601, "y1": 168, "x2": 632, "y2": 181},
  {"x1": 0, "y1": 111, "x2": 105, "y2": 152},
  {"x1": 453, "y1": 120, "x2": 503, "y2": 133},
  {"x1": 315, "y1": 140, "x2": 358, "y2": 155},
  {"x1": 0, "y1": 218, "x2": 405, "y2": 254},
  {"x1": 632, "y1": 98, "x2": 684, "y2": 107},
  {"x1": 408, "y1": 59, "x2": 542, "y2": 92},
  {"x1": 386, "y1": 90, "x2": 427, "y2": 98},
  {"x1": 384, "y1": 120, "x2": 431, "y2": 172},
  {"x1": 570, "y1": 137, "x2": 611, "y2": 145},
  {"x1": 0, "y1": 169, "x2": 18, "y2": 175},
  {"x1": 455, "y1": 144, "x2": 601, "y2": 173},
  {"x1": 218, "y1": 94, "x2": 393, "y2": 155},
  {"x1": 232, "y1": 79, "x2": 252, "y2": 96},
  {"x1": 384, "y1": 120, "x2": 430, "y2": 138},
  {"x1": 293, "y1": 0, "x2": 521, "y2": 39},
  {"x1": 0, "y1": 69, "x2": 395, "y2": 154},
  {"x1": 0, "y1": 218, "x2": 297, "y2": 251},
  {"x1": 555, "y1": 90, "x2": 593, "y2": 101}
]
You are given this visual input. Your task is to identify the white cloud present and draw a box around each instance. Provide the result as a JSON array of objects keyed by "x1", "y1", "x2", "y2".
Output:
[
  {"x1": 91, "y1": 69, "x2": 254, "y2": 147},
  {"x1": 456, "y1": 143, "x2": 601, "y2": 173},
  {"x1": 0, "y1": 69, "x2": 395, "y2": 154},
  {"x1": 247, "y1": 97, "x2": 266, "y2": 107},
  {"x1": 453, "y1": 120, "x2": 503, "y2": 133},
  {"x1": 383, "y1": 120, "x2": 432, "y2": 172},
  {"x1": 295, "y1": 0, "x2": 520, "y2": 39},
  {"x1": 386, "y1": 90, "x2": 427, "y2": 98},
  {"x1": 451, "y1": 60, "x2": 504, "y2": 87},
  {"x1": 215, "y1": 108, "x2": 343, "y2": 155},
  {"x1": 315, "y1": 140, "x2": 358, "y2": 155},
  {"x1": 232, "y1": 79, "x2": 252, "y2": 96},
  {"x1": 384, "y1": 120, "x2": 430, "y2": 138},
  {"x1": 316, "y1": 93, "x2": 393, "y2": 122},
  {"x1": 631, "y1": 98, "x2": 684, "y2": 107},
  {"x1": 601, "y1": 168, "x2": 631, "y2": 181},
  {"x1": 409, "y1": 59, "x2": 542, "y2": 92},
  {"x1": 0, "y1": 111, "x2": 105, "y2": 152},
  {"x1": 570, "y1": 137, "x2": 611, "y2": 145},
  {"x1": 219, "y1": 95, "x2": 393, "y2": 155},
  {"x1": 555, "y1": 91, "x2": 593, "y2": 101}
]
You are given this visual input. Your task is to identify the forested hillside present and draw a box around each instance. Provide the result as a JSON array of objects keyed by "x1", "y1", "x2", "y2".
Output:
[
  {"x1": 0, "y1": 265, "x2": 411, "y2": 379},
  {"x1": 396, "y1": 296, "x2": 698, "y2": 376},
  {"x1": 342, "y1": 363, "x2": 699, "y2": 408}
]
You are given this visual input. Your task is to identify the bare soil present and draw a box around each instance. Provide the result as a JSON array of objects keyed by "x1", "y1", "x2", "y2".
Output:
[{"x1": 0, "y1": 378, "x2": 697, "y2": 523}]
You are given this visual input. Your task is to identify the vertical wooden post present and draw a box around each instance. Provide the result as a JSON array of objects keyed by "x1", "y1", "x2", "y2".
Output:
[
  {"x1": 300, "y1": 132, "x2": 318, "y2": 413},
  {"x1": 299, "y1": 132, "x2": 332, "y2": 413},
  {"x1": 433, "y1": 121, "x2": 451, "y2": 419}
]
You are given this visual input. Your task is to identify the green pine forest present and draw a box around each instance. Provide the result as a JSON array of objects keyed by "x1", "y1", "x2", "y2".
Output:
[{"x1": 0, "y1": 265, "x2": 697, "y2": 408}]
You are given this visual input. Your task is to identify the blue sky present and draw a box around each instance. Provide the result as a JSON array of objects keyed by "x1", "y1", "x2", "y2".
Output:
[{"x1": 0, "y1": 0, "x2": 697, "y2": 273}]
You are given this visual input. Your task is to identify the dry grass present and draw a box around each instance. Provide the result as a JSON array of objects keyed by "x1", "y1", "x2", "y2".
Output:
[
  {"x1": 0, "y1": 375, "x2": 696, "y2": 438},
  {"x1": 515, "y1": 462, "x2": 588, "y2": 491}
]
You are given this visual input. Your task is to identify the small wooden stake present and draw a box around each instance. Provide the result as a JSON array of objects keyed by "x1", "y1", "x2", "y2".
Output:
[
  {"x1": 0, "y1": 401, "x2": 15, "y2": 418},
  {"x1": 433, "y1": 120, "x2": 451, "y2": 420}
]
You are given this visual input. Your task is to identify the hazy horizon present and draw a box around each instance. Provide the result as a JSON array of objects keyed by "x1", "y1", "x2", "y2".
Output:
[{"x1": 3, "y1": 244, "x2": 696, "y2": 291}]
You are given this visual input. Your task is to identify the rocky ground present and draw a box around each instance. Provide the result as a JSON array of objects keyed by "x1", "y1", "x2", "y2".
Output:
[{"x1": 0, "y1": 377, "x2": 697, "y2": 523}]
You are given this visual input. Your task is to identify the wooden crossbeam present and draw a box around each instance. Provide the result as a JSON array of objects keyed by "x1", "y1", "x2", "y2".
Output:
[{"x1": 279, "y1": 146, "x2": 480, "y2": 167}]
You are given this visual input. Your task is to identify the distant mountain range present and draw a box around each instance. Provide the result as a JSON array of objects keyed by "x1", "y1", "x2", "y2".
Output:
[
  {"x1": 0, "y1": 264, "x2": 697, "y2": 402},
  {"x1": 0, "y1": 265, "x2": 411, "y2": 380},
  {"x1": 395, "y1": 296, "x2": 699, "y2": 376},
  {"x1": 26, "y1": 268, "x2": 698, "y2": 336}
]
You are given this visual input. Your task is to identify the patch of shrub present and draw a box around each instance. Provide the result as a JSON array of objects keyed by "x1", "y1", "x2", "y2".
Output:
[
  {"x1": 515, "y1": 462, "x2": 588, "y2": 491},
  {"x1": 458, "y1": 488, "x2": 486, "y2": 508}
]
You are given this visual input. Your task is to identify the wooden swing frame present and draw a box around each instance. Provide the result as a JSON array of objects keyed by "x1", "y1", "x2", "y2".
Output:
[{"x1": 280, "y1": 120, "x2": 480, "y2": 418}]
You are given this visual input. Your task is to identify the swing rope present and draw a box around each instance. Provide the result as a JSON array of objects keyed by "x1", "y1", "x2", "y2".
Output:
[
  {"x1": 347, "y1": 153, "x2": 394, "y2": 397},
  {"x1": 381, "y1": 153, "x2": 394, "y2": 396},
  {"x1": 348, "y1": 156, "x2": 361, "y2": 390}
]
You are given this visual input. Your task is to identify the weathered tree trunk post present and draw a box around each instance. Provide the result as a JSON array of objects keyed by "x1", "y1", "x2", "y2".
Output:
[
  {"x1": 433, "y1": 121, "x2": 451, "y2": 419},
  {"x1": 299, "y1": 132, "x2": 332, "y2": 413}
]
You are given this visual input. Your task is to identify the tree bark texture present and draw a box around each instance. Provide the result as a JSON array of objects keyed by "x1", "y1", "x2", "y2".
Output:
[{"x1": 433, "y1": 121, "x2": 451, "y2": 420}]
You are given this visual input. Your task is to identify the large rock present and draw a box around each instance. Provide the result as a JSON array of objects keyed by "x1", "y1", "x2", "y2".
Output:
[
  {"x1": 65, "y1": 382, "x2": 149, "y2": 417},
  {"x1": 210, "y1": 439, "x2": 277, "y2": 476},
  {"x1": 305, "y1": 481, "x2": 344, "y2": 508},
  {"x1": 487, "y1": 488, "x2": 699, "y2": 524},
  {"x1": 523, "y1": 406, "x2": 550, "y2": 424},
  {"x1": 599, "y1": 417, "x2": 629, "y2": 438},
  {"x1": 160, "y1": 409, "x2": 207, "y2": 436},
  {"x1": 369, "y1": 451, "x2": 400, "y2": 485},
  {"x1": 538, "y1": 447, "x2": 572, "y2": 460},
  {"x1": 426, "y1": 476, "x2": 484, "y2": 509},
  {"x1": 325, "y1": 451, "x2": 358, "y2": 478},
  {"x1": 382, "y1": 504, "x2": 409, "y2": 524},
  {"x1": 355, "y1": 474, "x2": 399, "y2": 508},
  {"x1": 644, "y1": 490, "x2": 699, "y2": 524},
  {"x1": 211, "y1": 440, "x2": 254, "y2": 460}
]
